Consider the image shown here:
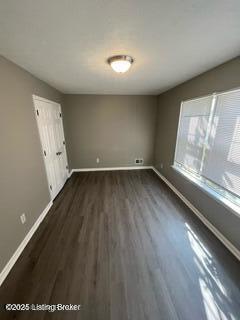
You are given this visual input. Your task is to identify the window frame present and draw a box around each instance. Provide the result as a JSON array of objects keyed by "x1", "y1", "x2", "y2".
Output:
[{"x1": 172, "y1": 87, "x2": 240, "y2": 216}]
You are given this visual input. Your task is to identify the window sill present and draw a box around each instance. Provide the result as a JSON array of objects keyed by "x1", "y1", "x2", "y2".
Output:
[{"x1": 171, "y1": 165, "x2": 240, "y2": 218}]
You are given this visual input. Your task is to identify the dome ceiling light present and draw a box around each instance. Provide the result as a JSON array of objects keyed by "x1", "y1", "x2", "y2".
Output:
[{"x1": 107, "y1": 55, "x2": 134, "y2": 73}]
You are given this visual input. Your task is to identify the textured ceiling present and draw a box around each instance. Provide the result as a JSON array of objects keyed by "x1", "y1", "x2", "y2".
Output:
[{"x1": 0, "y1": 0, "x2": 240, "y2": 94}]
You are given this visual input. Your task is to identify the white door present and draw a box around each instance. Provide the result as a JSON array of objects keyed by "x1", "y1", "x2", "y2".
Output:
[{"x1": 33, "y1": 95, "x2": 69, "y2": 200}]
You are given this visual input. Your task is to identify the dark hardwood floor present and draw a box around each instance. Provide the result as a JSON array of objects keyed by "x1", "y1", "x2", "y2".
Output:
[{"x1": 0, "y1": 169, "x2": 240, "y2": 320}]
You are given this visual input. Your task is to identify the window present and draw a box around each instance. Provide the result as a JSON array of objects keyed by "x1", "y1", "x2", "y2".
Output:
[{"x1": 174, "y1": 88, "x2": 240, "y2": 209}]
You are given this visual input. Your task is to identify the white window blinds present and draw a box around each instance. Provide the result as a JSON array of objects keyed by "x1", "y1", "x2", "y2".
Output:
[
  {"x1": 175, "y1": 88, "x2": 240, "y2": 200},
  {"x1": 175, "y1": 96, "x2": 213, "y2": 173},
  {"x1": 202, "y1": 90, "x2": 240, "y2": 197}
]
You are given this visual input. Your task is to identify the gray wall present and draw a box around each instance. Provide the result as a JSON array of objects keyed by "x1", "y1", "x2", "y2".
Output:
[
  {"x1": 0, "y1": 56, "x2": 62, "y2": 271},
  {"x1": 63, "y1": 95, "x2": 158, "y2": 169},
  {"x1": 154, "y1": 57, "x2": 240, "y2": 250},
  {"x1": 1, "y1": 52, "x2": 239, "y2": 276}
]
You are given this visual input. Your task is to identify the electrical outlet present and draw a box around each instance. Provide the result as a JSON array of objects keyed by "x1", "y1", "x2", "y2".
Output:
[
  {"x1": 96, "y1": 157, "x2": 100, "y2": 163},
  {"x1": 135, "y1": 158, "x2": 144, "y2": 165},
  {"x1": 160, "y1": 163, "x2": 163, "y2": 169},
  {"x1": 20, "y1": 213, "x2": 26, "y2": 224}
]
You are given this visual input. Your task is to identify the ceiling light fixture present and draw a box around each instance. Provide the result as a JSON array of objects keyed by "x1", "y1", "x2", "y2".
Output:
[{"x1": 108, "y1": 55, "x2": 134, "y2": 73}]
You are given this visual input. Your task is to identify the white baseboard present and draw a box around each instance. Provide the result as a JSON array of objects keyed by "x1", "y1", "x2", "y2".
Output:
[
  {"x1": 0, "y1": 200, "x2": 53, "y2": 287},
  {"x1": 2, "y1": 166, "x2": 239, "y2": 288},
  {"x1": 152, "y1": 167, "x2": 240, "y2": 261},
  {"x1": 71, "y1": 166, "x2": 153, "y2": 173}
]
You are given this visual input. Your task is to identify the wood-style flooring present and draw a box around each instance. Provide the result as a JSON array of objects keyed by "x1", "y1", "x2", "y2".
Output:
[{"x1": 0, "y1": 169, "x2": 240, "y2": 320}]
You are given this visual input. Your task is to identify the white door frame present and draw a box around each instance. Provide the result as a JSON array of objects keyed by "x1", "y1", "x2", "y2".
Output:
[{"x1": 32, "y1": 94, "x2": 69, "y2": 199}]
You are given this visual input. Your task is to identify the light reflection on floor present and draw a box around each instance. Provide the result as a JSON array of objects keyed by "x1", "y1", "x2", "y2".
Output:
[{"x1": 185, "y1": 223, "x2": 237, "y2": 320}]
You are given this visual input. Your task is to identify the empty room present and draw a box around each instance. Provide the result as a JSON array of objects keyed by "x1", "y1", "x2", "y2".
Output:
[{"x1": 0, "y1": 1, "x2": 240, "y2": 319}]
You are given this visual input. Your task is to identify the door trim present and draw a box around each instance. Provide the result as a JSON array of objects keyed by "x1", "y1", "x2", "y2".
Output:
[
  {"x1": 32, "y1": 94, "x2": 60, "y2": 105},
  {"x1": 32, "y1": 95, "x2": 69, "y2": 200}
]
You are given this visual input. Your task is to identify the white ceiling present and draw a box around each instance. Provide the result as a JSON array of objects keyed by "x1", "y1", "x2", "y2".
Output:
[{"x1": 0, "y1": 0, "x2": 240, "y2": 95}]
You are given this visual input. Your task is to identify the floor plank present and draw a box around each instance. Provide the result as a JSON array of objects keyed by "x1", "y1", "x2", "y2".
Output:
[{"x1": 0, "y1": 169, "x2": 240, "y2": 319}]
